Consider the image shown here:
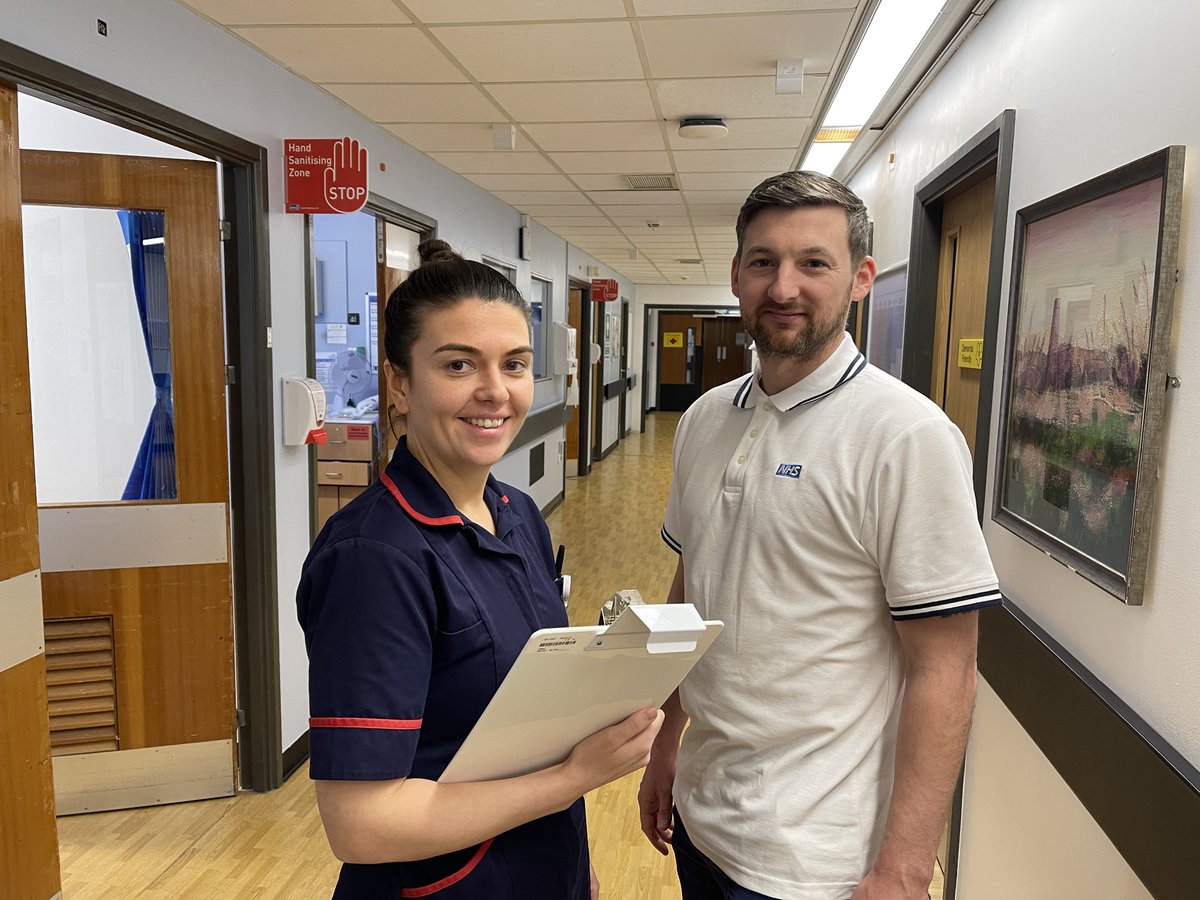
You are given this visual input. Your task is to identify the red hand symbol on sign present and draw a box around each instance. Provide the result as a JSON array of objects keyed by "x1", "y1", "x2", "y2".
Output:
[{"x1": 323, "y1": 137, "x2": 368, "y2": 213}]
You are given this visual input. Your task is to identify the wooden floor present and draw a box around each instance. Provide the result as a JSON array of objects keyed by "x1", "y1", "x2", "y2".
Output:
[{"x1": 56, "y1": 412, "x2": 942, "y2": 899}]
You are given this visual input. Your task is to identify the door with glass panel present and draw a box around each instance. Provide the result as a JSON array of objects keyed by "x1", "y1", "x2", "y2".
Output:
[{"x1": 20, "y1": 150, "x2": 235, "y2": 813}]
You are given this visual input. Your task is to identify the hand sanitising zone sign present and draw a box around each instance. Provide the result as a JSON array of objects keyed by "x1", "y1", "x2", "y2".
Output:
[{"x1": 284, "y1": 137, "x2": 368, "y2": 214}]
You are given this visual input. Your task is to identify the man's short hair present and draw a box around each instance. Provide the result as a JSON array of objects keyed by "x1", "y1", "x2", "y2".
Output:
[{"x1": 735, "y1": 170, "x2": 871, "y2": 264}]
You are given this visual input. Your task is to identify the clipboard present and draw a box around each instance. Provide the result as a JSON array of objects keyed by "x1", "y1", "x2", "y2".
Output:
[{"x1": 439, "y1": 603, "x2": 722, "y2": 784}]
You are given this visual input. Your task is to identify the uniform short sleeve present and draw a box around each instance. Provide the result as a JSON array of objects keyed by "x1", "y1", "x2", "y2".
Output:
[
  {"x1": 298, "y1": 537, "x2": 437, "y2": 780},
  {"x1": 863, "y1": 418, "x2": 1001, "y2": 620},
  {"x1": 661, "y1": 406, "x2": 695, "y2": 555}
]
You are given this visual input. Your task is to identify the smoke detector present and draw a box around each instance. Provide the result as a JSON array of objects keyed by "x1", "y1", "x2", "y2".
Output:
[{"x1": 678, "y1": 117, "x2": 728, "y2": 140}]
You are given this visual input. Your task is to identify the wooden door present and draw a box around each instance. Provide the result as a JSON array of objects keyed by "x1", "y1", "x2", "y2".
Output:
[
  {"x1": 591, "y1": 301, "x2": 604, "y2": 459},
  {"x1": 931, "y1": 173, "x2": 996, "y2": 456},
  {"x1": 658, "y1": 313, "x2": 702, "y2": 411},
  {"x1": 701, "y1": 316, "x2": 748, "y2": 391},
  {"x1": 566, "y1": 287, "x2": 582, "y2": 472},
  {"x1": 0, "y1": 79, "x2": 62, "y2": 900},
  {"x1": 21, "y1": 150, "x2": 236, "y2": 813}
]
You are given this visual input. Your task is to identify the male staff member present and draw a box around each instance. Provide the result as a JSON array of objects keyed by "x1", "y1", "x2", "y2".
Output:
[{"x1": 639, "y1": 171, "x2": 1000, "y2": 900}]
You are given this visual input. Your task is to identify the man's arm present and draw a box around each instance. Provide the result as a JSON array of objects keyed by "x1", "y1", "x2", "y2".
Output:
[
  {"x1": 851, "y1": 610, "x2": 980, "y2": 899},
  {"x1": 637, "y1": 558, "x2": 690, "y2": 854}
]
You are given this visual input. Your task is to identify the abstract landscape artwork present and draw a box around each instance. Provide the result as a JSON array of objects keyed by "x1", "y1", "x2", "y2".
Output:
[{"x1": 995, "y1": 147, "x2": 1184, "y2": 605}]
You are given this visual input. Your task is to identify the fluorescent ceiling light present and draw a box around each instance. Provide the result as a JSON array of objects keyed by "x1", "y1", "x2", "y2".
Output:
[{"x1": 803, "y1": 0, "x2": 944, "y2": 175}]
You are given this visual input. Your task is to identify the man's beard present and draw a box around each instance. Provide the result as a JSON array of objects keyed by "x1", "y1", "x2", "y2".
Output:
[{"x1": 746, "y1": 291, "x2": 851, "y2": 362}]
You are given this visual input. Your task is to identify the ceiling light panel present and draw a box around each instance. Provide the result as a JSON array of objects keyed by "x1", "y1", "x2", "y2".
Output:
[
  {"x1": 233, "y1": 26, "x2": 462, "y2": 83},
  {"x1": 180, "y1": 0, "x2": 409, "y2": 26},
  {"x1": 655, "y1": 76, "x2": 826, "y2": 119},
  {"x1": 432, "y1": 22, "x2": 643, "y2": 82},
  {"x1": 404, "y1": 0, "x2": 626, "y2": 23},
  {"x1": 486, "y1": 82, "x2": 657, "y2": 123},
  {"x1": 326, "y1": 84, "x2": 503, "y2": 122},
  {"x1": 640, "y1": 12, "x2": 849, "y2": 79}
]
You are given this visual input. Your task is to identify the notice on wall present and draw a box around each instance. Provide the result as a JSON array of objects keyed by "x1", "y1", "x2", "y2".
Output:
[
  {"x1": 315, "y1": 352, "x2": 337, "y2": 388},
  {"x1": 663, "y1": 332, "x2": 684, "y2": 348},
  {"x1": 326, "y1": 323, "x2": 348, "y2": 345},
  {"x1": 284, "y1": 137, "x2": 369, "y2": 214},
  {"x1": 367, "y1": 293, "x2": 379, "y2": 368}
]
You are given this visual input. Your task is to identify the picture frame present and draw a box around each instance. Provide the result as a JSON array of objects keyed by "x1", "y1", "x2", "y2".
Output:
[
  {"x1": 993, "y1": 146, "x2": 1184, "y2": 605},
  {"x1": 866, "y1": 260, "x2": 908, "y2": 379}
]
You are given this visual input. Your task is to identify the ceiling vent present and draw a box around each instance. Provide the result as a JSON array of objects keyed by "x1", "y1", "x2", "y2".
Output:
[{"x1": 622, "y1": 174, "x2": 679, "y2": 191}]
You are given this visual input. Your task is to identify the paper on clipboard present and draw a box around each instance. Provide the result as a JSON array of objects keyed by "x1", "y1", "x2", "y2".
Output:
[{"x1": 439, "y1": 604, "x2": 722, "y2": 784}]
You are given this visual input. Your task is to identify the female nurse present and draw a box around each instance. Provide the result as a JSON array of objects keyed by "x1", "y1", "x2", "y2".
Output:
[{"x1": 297, "y1": 239, "x2": 662, "y2": 899}]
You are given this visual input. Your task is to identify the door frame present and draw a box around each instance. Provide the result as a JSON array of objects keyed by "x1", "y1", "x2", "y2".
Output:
[
  {"x1": 1, "y1": 38, "x2": 282, "y2": 791},
  {"x1": 640, "y1": 304, "x2": 736, "y2": 429},
  {"x1": 903, "y1": 108, "x2": 1015, "y2": 514},
  {"x1": 902, "y1": 108, "x2": 1015, "y2": 900},
  {"x1": 570, "y1": 278, "x2": 594, "y2": 476}
]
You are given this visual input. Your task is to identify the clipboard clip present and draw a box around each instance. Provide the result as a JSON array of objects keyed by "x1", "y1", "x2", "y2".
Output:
[{"x1": 585, "y1": 603, "x2": 706, "y2": 654}]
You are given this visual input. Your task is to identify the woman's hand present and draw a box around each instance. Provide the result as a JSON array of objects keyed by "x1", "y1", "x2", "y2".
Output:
[{"x1": 561, "y1": 707, "x2": 664, "y2": 794}]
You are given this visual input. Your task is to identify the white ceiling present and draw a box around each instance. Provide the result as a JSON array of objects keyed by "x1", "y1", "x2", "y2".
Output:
[{"x1": 179, "y1": 0, "x2": 872, "y2": 286}]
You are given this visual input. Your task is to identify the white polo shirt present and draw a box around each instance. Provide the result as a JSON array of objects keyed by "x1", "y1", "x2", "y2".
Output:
[{"x1": 662, "y1": 333, "x2": 1000, "y2": 899}]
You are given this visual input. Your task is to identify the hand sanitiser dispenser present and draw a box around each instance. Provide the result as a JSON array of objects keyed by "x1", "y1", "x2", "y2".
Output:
[{"x1": 282, "y1": 377, "x2": 328, "y2": 446}]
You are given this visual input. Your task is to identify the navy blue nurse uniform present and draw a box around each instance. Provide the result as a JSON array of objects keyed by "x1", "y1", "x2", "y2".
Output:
[{"x1": 297, "y1": 437, "x2": 589, "y2": 899}]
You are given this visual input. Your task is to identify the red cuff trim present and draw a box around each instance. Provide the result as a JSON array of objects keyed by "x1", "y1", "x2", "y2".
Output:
[
  {"x1": 309, "y1": 716, "x2": 422, "y2": 730},
  {"x1": 400, "y1": 839, "x2": 494, "y2": 897},
  {"x1": 381, "y1": 472, "x2": 464, "y2": 527}
]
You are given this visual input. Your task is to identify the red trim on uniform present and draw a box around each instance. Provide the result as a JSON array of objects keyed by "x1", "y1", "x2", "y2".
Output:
[
  {"x1": 380, "y1": 471, "x2": 464, "y2": 526},
  {"x1": 308, "y1": 716, "x2": 422, "y2": 730},
  {"x1": 399, "y1": 838, "x2": 494, "y2": 897}
]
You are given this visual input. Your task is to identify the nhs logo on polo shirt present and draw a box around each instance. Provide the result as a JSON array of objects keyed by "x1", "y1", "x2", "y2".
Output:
[{"x1": 775, "y1": 463, "x2": 803, "y2": 479}]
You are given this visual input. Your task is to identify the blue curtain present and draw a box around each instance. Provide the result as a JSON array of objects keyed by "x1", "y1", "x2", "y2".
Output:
[{"x1": 120, "y1": 210, "x2": 177, "y2": 500}]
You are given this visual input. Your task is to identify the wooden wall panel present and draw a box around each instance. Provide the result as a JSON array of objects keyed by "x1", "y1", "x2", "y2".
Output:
[
  {"x1": 41, "y1": 564, "x2": 234, "y2": 749},
  {"x1": 0, "y1": 655, "x2": 62, "y2": 900},
  {"x1": 0, "y1": 85, "x2": 39, "y2": 582}
]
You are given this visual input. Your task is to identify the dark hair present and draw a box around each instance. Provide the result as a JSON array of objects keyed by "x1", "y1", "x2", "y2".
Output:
[
  {"x1": 383, "y1": 239, "x2": 530, "y2": 374},
  {"x1": 734, "y1": 170, "x2": 871, "y2": 264}
]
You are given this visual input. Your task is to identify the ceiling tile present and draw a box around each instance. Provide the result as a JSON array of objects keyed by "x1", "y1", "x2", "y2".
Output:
[
  {"x1": 326, "y1": 84, "x2": 503, "y2": 122},
  {"x1": 687, "y1": 204, "x2": 742, "y2": 217},
  {"x1": 535, "y1": 216, "x2": 616, "y2": 226},
  {"x1": 596, "y1": 205, "x2": 686, "y2": 217},
  {"x1": 385, "y1": 124, "x2": 537, "y2": 152},
  {"x1": 655, "y1": 75, "x2": 826, "y2": 119},
  {"x1": 674, "y1": 148, "x2": 796, "y2": 173},
  {"x1": 551, "y1": 151, "x2": 672, "y2": 174},
  {"x1": 180, "y1": 0, "x2": 409, "y2": 25},
  {"x1": 463, "y1": 172, "x2": 578, "y2": 191},
  {"x1": 585, "y1": 187, "x2": 685, "y2": 203},
  {"x1": 493, "y1": 190, "x2": 591, "y2": 205},
  {"x1": 407, "y1": 0, "x2": 626, "y2": 22},
  {"x1": 427, "y1": 151, "x2": 558, "y2": 174},
  {"x1": 668, "y1": 117, "x2": 810, "y2": 150},
  {"x1": 433, "y1": 21, "x2": 643, "y2": 82},
  {"x1": 683, "y1": 189, "x2": 756, "y2": 204},
  {"x1": 523, "y1": 122, "x2": 667, "y2": 152},
  {"x1": 611, "y1": 215, "x2": 690, "y2": 226},
  {"x1": 487, "y1": 82, "x2": 657, "y2": 122},
  {"x1": 640, "y1": 12, "x2": 851, "y2": 78},
  {"x1": 516, "y1": 205, "x2": 602, "y2": 217},
  {"x1": 679, "y1": 172, "x2": 784, "y2": 191},
  {"x1": 232, "y1": 27, "x2": 463, "y2": 83},
  {"x1": 633, "y1": 0, "x2": 852, "y2": 13}
]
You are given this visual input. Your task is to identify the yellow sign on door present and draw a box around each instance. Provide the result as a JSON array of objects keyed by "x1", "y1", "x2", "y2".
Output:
[
  {"x1": 958, "y1": 338, "x2": 984, "y2": 369},
  {"x1": 663, "y1": 332, "x2": 684, "y2": 348}
]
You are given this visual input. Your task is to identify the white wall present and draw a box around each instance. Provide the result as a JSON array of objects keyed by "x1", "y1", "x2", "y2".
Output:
[
  {"x1": 845, "y1": 0, "x2": 1200, "y2": 891},
  {"x1": 1, "y1": 1, "x2": 618, "y2": 750}
]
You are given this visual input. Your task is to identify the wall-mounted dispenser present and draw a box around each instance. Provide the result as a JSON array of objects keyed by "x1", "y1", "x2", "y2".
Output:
[{"x1": 282, "y1": 376, "x2": 328, "y2": 446}]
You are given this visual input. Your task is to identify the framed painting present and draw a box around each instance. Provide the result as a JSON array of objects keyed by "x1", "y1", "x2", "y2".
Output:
[
  {"x1": 866, "y1": 260, "x2": 907, "y2": 379},
  {"x1": 994, "y1": 146, "x2": 1184, "y2": 605}
]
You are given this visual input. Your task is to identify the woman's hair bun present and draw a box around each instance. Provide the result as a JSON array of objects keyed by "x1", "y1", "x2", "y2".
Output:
[{"x1": 417, "y1": 238, "x2": 461, "y2": 266}]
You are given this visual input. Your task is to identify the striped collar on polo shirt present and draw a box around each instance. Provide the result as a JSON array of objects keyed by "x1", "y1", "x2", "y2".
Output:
[{"x1": 733, "y1": 332, "x2": 867, "y2": 411}]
